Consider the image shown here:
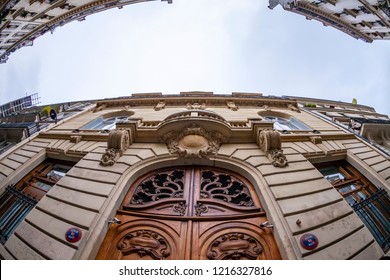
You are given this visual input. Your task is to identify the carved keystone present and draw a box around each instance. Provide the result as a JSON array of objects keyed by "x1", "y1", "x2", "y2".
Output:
[
  {"x1": 100, "y1": 129, "x2": 130, "y2": 166},
  {"x1": 258, "y1": 129, "x2": 288, "y2": 168}
]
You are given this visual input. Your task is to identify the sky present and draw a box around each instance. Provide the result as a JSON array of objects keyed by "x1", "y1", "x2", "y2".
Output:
[{"x1": 0, "y1": 0, "x2": 389, "y2": 116}]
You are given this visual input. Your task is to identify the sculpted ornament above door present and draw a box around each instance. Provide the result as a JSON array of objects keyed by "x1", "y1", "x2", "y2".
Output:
[
  {"x1": 162, "y1": 124, "x2": 228, "y2": 158},
  {"x1": 96, "y1": 167, "x2": 281, "y2": 260}
]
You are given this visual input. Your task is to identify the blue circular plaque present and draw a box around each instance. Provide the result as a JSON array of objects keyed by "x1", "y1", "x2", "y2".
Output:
[
  {"x1": 65, "y1": 227, "x2": 82, "y2": 243},
  {"x1": 300, "y1": 233, "x2": 319, "y2": 250}
]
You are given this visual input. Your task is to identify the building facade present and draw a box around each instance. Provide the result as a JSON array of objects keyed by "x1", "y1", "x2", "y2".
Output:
[
  {"x1": 0, "y1": 92, "x2": 389, "y2": 260},
  {"x1": 285, "y1": 95, "x2": 390, "y2": 156},
  {"x1": 0, "y1": 0, "x2": 172, "y2": 63},
  {"x1": 269, "y1": 0, "x2": 390, "y2": 42},
  {"x1": 0, "y1": 96, "x2": 93, "y2": 155}
]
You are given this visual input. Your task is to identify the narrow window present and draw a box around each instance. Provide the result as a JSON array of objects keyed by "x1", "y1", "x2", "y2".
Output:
[
  {"x1": 263, "y1": 116, "x2": 311, "y2": 131},
  {"x1": 0, "y1": 159, "x2": 74, "y2": 244},
  {"x1": 81, "y1": 116, "x2": 129, "y2": 130},
  {"x1": 315, "y1": 161, "x2": 390, "y2": 252}
]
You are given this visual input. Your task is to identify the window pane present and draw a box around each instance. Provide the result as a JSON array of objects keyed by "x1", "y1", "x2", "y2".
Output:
[
  {"x1": 47, "y1": 164, "x2": 71, "y2": 181},
  {"x1": 318, "y1": 166, "x2": 345, "y2": 183},
  {"x1": 338, "y1": 184, "x2": 358, "y2": 194},
  {"x1": 34, "y1": 181, "x2": 52, "y2": 192},
  {"x1": 345, "y1": 195, "x2": 357, "y2": 205},
  {"x1": 81, "y1": 116, "x2": 128, "y2": 130}
]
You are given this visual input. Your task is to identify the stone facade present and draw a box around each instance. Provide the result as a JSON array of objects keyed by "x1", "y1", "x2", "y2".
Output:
[{"x1": 0, "y1": 92, "x2": 388, "y2": 259}]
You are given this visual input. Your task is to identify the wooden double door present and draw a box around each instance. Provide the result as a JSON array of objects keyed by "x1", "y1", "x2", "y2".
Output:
[{"x1": 96, "y1": 167, "x2": 281, "y2": 260}]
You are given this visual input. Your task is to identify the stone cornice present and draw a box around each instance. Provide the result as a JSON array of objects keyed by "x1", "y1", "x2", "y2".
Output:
[
  {"x1": 284, "y1": 95, "x2": 377, "y2": 113},
  {"x1": 93, "y1": 94, "x2": 299, "y2": 110},
  {"x1": 286, "y1": 1, "x2": 373, "y2": 42},
  {"x1": 359, "y1": 0, "x2": 390, "y2": 28}
]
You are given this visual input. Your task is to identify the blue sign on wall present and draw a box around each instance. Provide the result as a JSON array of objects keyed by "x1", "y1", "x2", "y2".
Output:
[{"x1": 300, "y1": 233, "x2": 319, "y2": 250}]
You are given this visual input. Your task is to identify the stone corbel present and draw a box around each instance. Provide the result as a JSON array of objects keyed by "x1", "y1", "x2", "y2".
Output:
[
  {"x1": 288, "y1": 104, "x2": 301, "y2": 113},
  {"x1": 310, "y1": 136, "x2": 322, "y2": 144},
  {"x1": 227, "y1": 101, "x2": 239, "y2": 111},
  {"x1": 70, "y1": 135, "x2": 82, "y2": 143},
  {"x1": 258, "y1": 129, "x2": 288, "y2": 167},
  {"x1": 154, "y1": 101, "x2": 166, "y2": 111},
  {"x1": 100, "y1": 129, "x2": 131, "y2": 166},
  {"x1": 93, "y1": 103, "x2": 107, "y2": 113}
]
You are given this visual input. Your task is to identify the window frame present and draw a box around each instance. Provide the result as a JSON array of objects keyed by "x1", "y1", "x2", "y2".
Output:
[
  {"x1": 0, "y1": 158, "x2": 74, "y2": 244},
  {"x1": 315, "y1": 160, "x2": 390, "y2": 252},
  {"x1": 263, "y1": 115, "x2": 312, "y2": 131}
]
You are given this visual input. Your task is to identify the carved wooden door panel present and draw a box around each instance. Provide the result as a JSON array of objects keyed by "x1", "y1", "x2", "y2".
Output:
[{"x1": 96, "y1": 168, "x2": 281, "y2": 260}]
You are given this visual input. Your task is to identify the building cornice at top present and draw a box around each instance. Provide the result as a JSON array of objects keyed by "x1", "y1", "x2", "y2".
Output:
[
  {"x1": 92, "y1": 92, "x2": 301, "y2": 111},
  {"x1": 283, "y1": 95, "x2": 378, "y2": 113},
  {"x1": 0, "y1": 0, "x2": 172, "y2": 63},
  {"x1": 269, "y1": 0, "x2": 390, "y2": 42},
  {"x1": 359, "y1": 0, "x2": 390, "y2": 28},
  {"x1": 286, "y1": 1, "x2": 373, "y2": 42}
]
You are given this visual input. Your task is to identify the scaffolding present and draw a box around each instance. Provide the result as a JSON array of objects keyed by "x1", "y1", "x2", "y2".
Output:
[{"x1": 0, "y1": 93, "x2": 40, "y2": 118}]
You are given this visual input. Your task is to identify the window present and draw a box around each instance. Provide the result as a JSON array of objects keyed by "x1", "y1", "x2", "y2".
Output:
[
  {"x1": 0, "y1": 159, "x2": 74, "y2": 244},
  {"x1": 13, "y1": 32, "x2": 27, "y2": 38},
  {"x1": 6, "y1": 24, "x2": 20, "y2": 29},
  {"x1": 22, "y1": 24, "x2": 38, "y2": 30},
  {"x1": 6, "y1": 39, "x2": 17, "y2": 44},
  {"x1": 263, "y1": 116, "x2": 311, "y2": 131},
  {"x1": 316, "y1": 161, "x2": 390, "y2": 252},
  {"x1": 81, "y1": 116, "x2": 129, "y2": 130}
]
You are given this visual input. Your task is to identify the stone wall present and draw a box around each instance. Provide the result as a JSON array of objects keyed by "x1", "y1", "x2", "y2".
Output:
[{"x1": 0, "y1": 102, "x2": 388, "y2": 260}]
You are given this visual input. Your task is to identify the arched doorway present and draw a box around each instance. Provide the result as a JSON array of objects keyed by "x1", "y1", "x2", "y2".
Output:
[{"x1": 96, "y1": 167, "x2": 281, "y2": 260}]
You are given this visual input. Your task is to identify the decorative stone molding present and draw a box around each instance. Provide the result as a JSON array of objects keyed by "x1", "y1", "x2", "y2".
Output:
[
  {"x1": 310, "y1": 136, "x2": 322, "y2": 144},
  {"x1": 93, "y1": 104, "x2": 107, "y2": 113},
  {"x1": 70, "y1": 135, "x2": 82, "y2": 143},
  {"x1": 162, "y1": 124, "x2": 227, "y2": 159},
  {"x1": 227, "y1": 101, "x2": 239, "y2": 111},
  {"x1": 261, "y1": 105, "x2": 271, "y2": 111},
  {"x1": 186, "y1": 103, "x2": 206, "y2": 110},
  {"x1": 100, "y1": 129, "x2": 130, "y2": 166},
  {"x1": 288, "y1": 104, "x2": 301, "y2": 113},
  {"x1": 154, "y1": 101, "x2": 166, "y2": 111},
  {"x1": 258, "y1": 129, "x2": 288, "y2": 167}
]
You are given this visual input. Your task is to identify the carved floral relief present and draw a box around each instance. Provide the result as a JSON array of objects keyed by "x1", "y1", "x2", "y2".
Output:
[
  {"x1": 117, "y1": 230, "x2": 171, "y2": 259},
  {"x1": 207, "y1": 232, "x2": 263, "y2": 260},
  {"x1": 162, "y1": 124, "x2": 227, "y2": 159}
]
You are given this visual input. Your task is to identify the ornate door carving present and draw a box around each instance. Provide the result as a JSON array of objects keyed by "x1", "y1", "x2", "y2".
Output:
[{"x1": 96, "y1": 167, "x2": 281, "y2": 260}]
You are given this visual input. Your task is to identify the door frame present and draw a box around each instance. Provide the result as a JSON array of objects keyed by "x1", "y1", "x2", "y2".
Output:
[{"x1": 81, "y1": 156, "x2": 293, "y2": 260}]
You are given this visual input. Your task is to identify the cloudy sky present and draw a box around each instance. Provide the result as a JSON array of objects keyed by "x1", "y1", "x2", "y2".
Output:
[{"x1": 0, "y1": 0, "x2": 389, "y2": 115}]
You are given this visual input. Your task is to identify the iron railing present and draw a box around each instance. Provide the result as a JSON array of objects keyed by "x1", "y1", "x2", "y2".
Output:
[
  {"x1": 352, "y1": 189, "x2": 390, "y2": 252},
  {"x1": 0, "y1": 184, "x2": 37, "y2": 245}
]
